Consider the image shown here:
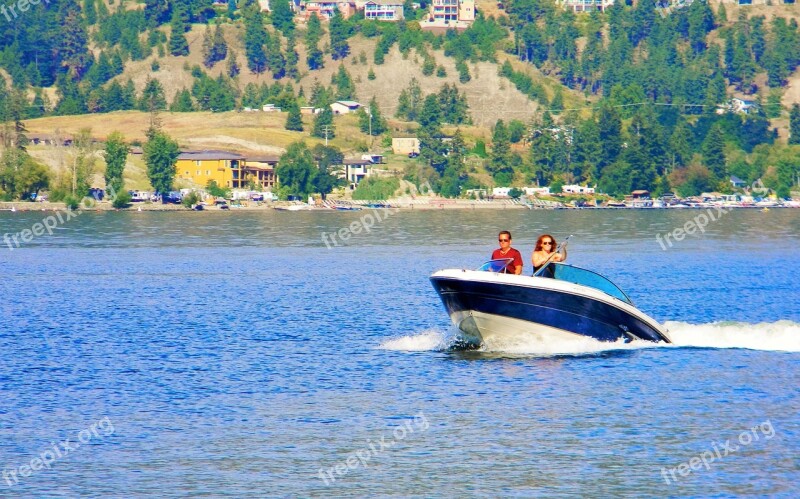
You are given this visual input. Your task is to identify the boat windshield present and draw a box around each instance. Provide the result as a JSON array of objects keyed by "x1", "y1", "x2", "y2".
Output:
[
  {"x1": 477, "y1": 258, "x2": 514, "y2": 273},
  {"x1": 550, "y1": 263, "x2": 632, "y2": 304}
]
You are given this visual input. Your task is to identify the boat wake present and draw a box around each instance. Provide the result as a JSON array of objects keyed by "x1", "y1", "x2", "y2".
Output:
[
  {"x1": 380, "y1": 321, "x2": 800, "y2": 355},
  {"x1": 665, "y1": 320, "x2": 800, "y2": 352}
]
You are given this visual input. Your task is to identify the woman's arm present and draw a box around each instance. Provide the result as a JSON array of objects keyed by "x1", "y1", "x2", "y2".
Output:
[{"x1": 532, "y1": 251, "x2": 550, "y2": 268}]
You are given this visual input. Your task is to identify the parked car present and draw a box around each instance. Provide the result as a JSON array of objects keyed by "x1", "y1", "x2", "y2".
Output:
[
  {"x1": 160, "y1": 191, "x2": 182, "y2": 204},
  {"x1": 88, "y1": 188, "x2": 105, "y2": 200},
  {"x1": 408, "y1": 151, "x2": 420, "y2": 158}
]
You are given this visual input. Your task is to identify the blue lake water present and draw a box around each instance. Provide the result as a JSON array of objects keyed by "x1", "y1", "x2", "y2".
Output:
[{"x1": 1, "y1": 208, "x2": 798, "y2": 497}]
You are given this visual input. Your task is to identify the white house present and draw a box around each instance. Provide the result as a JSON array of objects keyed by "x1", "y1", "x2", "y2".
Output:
[
  {"x1": 364, "y1": 0, "x2": 404, "y2": 20},
  {"x1": 562, "y1": 184, "x2": 595, "y2": 194},
  {"x1": 337, "y1": 159, "x2": 373, "y2": 189},
  {"x1": 492, "y1": 187, "x2": 512, "y2": 198},
  {"x1": 331, "y1": 100, "x2": 362, "y2": 115},
  {"x1": 524, "y1": 186, "x2": 550, "y2": 196}
]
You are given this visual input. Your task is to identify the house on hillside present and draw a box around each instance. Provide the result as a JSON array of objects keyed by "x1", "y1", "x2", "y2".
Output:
[
  {"x1": 175, "y1": 150, "x2": 245, "y2": 189},
  {"x1": 243, "y1": 155, "x2": 281, "y2": 190},
  {"x1": 560, "y1": 0, "x2": 615, "y2": 12},
  {"x1": 364, "y1": 0, "x2": 404, "y2": 20},
  {"x1": 731, "y1": 98, "x2": 759, "y2": 115},
  {"x1": 562, "y1": 184, "x2": 595, "y2": 194},
  {"x1": 419, "y1": 0, "x2": 474, "y2": 30},
  {"x1": 730, "y1": 176, "x2": 747, "y2": 189},
  {"x1": 331, "y1": 100, "x2": 362, "y2": 115},
  {"x1": 301, "y1": 0, "x2": 357, "y2": 19},
  {"x1": 392, "y1": 137, "x2": 420, "y2": 155},
  {"x1": 336, "y1": 159, "x2": 373, "y2": 189}
]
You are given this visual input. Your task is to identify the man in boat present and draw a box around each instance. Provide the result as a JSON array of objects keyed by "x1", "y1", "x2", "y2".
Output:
[{"x1": 492, "y1": 231, "x2": 523, "y2": 274}]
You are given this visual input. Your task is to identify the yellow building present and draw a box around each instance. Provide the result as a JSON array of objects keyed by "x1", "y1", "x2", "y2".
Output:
[
  {"x1": 175, "y1": 150, "x2": 246, "y2": 189},
  {"x1": 243, "y1": 155, "x2": 280, "y2": 190}
]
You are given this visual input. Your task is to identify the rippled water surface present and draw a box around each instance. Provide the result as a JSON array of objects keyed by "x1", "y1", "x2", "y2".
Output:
[{"x1": 1, "y1": 209, "x2": 798, "y2": 497}]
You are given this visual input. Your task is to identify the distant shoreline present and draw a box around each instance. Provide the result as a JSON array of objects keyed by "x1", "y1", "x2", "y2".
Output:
[{"x1": 1, "y1": 200, "x2": 797, "y2": 212}]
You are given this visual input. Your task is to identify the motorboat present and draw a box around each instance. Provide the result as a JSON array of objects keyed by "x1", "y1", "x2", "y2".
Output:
[
  {"x1": 274, "y1": 203, "x2": 311, "y2": 211},
  {"x1": 430, "y1": 259, "x2": 671, "y2": 347}
]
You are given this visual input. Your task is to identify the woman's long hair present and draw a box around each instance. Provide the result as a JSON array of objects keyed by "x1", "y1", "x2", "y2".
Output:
[{"x1": 534, "y1": 234, "x2": 557, "y2": 252}]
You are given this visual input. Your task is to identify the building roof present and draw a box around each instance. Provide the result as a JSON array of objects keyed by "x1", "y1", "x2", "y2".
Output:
[
  {"x1": 365, "y1": 0, "x2": 404, "y2": 5},
  {"x1": 344, "y1": 159, "x2": 373, "y2": 166},
  {"x1": 246, "y1": 155, "x2": 281, "y2": 163},
  {"x1": 178, "y1": 150, "x2": 245, "y2": 160},
  {"x1": 334, "y1": 100, "x2": 361, "y2": 108}
]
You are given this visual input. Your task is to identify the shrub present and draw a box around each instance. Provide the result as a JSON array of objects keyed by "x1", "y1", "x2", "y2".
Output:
[
  {"x1": 352, "y1": 176, "x2": 400, "y2": 200},
  {"x1": 182, "y1": 191, "x2": 200, "y2": 208},
  {"x1": 112, "y1": 190, "x2": 132, "y2": 208},
  {"x1": 63, "y1": 195, "x2": 79, "y2": 210}
]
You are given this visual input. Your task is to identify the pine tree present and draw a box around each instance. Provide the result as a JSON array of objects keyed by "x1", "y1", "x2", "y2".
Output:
[
  {"x1": 418, "y1": 94, "x2": 442, "y2": 129},
  {"x1": 285, "y1": 35, "x2": 299, "y2": 80},
  {"x1": 312, "y1": 107, "x2": 335, "y2": 139},
  {"x1": 202, "y1": 26, "x2": 215, "y2": 68},
  {"x1": 170, "y1": 89, "x2": 195, "y2": 112},
  {"x1": 285, "y1": 101, "x2": 304, "y2": 132},
  {"x1": 490, "y1": 120, "x2": 511, "y2": 176},
  {"x1": 61, "y1": 6, "x2": 92, "y2": 79},
  {"x1": 305, "y1": 15, "x2": 324, "y2": 70},
  {"x1": 243, "y1": 2, "x2": 268, "y2": 73},
  {"x1": 332, "y1": 65, "x2": 355, "y2": 100},
  {"x1": 169, "y1": 6, "x2": 190, "y2": 56},
  {"x1": 358, "y1": 97, "x2": 387, "y2": 136},
  {"x1": 212, "y1": 23, "x2": 228, "y2": 63},
  {"x1": 329, "y1": 9, "x2": 351, "y2": 61},
  {"x1": 122, "y1": 80, "x2": 137, "y2": 110},
  {"x1": 790, "y1": 104, "x2": 800, "y2": 145},
  {"x1": 702, "y1": 124, "x2": 727, "y2": 182},
  {"x1": 271, "y1": 0, "x2": 295, "y2": 34},
  {"x1": 668, "y1": 120, "x2": 694, "y2": 169},
  {"x1": 83, "y1": 0, "x2": 97, "y2": 25},
  {"x1": 267, "y1": 34, "x2": 286, "y2": 79},
  {"x1": 227, "y1": 50, "x2": 240, "y2": 78},
  {"x1": 139, "y1": 78, "x2": 167, "y2": 112}
]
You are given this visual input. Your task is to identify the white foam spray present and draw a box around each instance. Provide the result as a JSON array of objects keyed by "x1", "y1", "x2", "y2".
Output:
[{"x1": 381, "y1": 321, "x2": 800, "y2": 355}]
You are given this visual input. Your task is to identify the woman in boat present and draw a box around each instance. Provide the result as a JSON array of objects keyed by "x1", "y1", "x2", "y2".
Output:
[{"x1": 532, "y1": 234, "x2": 565, "y2": 277}]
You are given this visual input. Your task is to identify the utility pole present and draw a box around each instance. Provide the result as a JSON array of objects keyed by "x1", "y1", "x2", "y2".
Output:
[
  {"x1": 322, "y1": 125, "x2": 333, "y2": 146},
  {"x1": 368, "y1": 109, "x2": 372, "y2": 150}
]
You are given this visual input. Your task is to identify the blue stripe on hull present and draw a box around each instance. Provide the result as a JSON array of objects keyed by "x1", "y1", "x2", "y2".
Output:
[{"x1": 431, "y1": 277, "x2": 669, "y2": 343}]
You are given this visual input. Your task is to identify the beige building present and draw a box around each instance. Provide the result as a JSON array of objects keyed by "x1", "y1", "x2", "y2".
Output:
[{"x1": 392, "y1": 137, "x2": 420, "y2": 155}]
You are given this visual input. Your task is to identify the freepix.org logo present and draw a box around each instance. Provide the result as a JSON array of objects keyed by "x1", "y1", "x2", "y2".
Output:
[
  {"x1": 2, "y1": 417, "x2": 115, "y2": 487},
  {"x1": 1, "y1": 0, "x2": 51, "y2": 23}
]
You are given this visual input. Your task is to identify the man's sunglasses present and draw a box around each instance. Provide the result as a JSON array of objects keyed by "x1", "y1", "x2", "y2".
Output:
[{"x1": 498, "y1": 238, "x2": 510, "y2": 242}]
